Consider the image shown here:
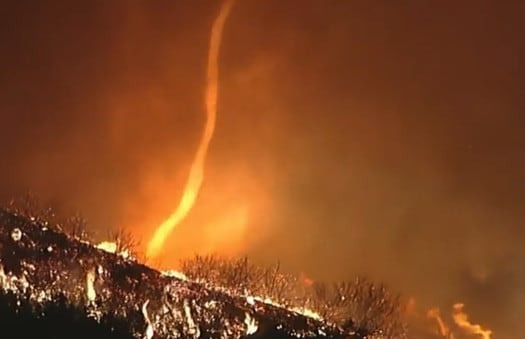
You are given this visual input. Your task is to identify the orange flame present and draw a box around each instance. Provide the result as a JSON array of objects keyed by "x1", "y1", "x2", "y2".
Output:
[
  {"x1": 452, "y1": 303, "x2": 492, "y2": 339},
  {"x1": 96, "y1": 241, "x2": 117, "y2": 253},
  {"x1": 427, "y1": 307, "x2": 451, "y2": 337},
  {"x1": 405, "y1": 298, "x2": 492, "y2": 339},
  {"x1": 146, "y1": 0, "x2": 236, "y2": 260},
  {"x1": 86, "y1": 268, "x2": 96, "y2": 302},
  {"x1": 420, "y1": 302, "x2": 493, "y2": 339}
]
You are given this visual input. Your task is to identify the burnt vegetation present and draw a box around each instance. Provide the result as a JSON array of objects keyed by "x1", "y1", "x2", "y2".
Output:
[
  {"x1": 181, "y1": 255, "x2": 408, "y2": 338},
  {"x1": 6, "y1": 193, "x2": 92, "y2": 241},
  {"x1": 0, "y1": 195, "x2": 409, "y2": 338}
]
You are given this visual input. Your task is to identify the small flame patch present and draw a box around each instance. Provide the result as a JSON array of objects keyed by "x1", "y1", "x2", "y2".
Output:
[
  {"x1": 244, "y1": 312, "x2": 258, "y2": 335},
  {"x1": 86, "y1": 269, "x2": 96, "y2": 302}
]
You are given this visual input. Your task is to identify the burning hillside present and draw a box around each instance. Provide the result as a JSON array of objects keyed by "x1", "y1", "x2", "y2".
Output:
[
  {"x1": 0, "y1": 201, "x2": 495, "y2": 339},
  {"x1": 0, "y1": 207, "x2": 373, "y2": 339}
]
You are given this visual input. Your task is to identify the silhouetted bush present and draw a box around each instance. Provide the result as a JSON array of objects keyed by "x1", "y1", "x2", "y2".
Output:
[
  {"x1": 6, "y1": 192, "x2": 92, "y2": 242},
  {"x1": 181, "y1": 255, "x2": 408, "y2": 338},
  {"x1": 106, "y1": 228, "x2": 141, "y2": 259}
]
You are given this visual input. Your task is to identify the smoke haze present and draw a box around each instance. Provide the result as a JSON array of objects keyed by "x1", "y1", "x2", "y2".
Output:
[{"x1": 1, "y1": 1, "x2": 524, "y2": 337}]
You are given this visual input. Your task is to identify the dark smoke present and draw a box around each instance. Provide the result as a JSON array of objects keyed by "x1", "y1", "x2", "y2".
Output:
[{"x1": 1, "y1": 1, "x2": 524, "y2": 337}]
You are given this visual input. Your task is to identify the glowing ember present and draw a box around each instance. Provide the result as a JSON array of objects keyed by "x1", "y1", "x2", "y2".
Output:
[
  {"x1": 244, "y1": 312, "x2": 258, "y2": 335},
  {"x1": 452, "y1": 303, "x2": 492, "y2": 339},
  {"x1": 290, "y1": 306, "x2": 323, "y2": 321},
  {"x1": 183, "y1": 299, "x2": 200, "y2": 338},
  {"x1": 162, "y1": 269, "x2": 188, "y2": 281},
  {"x1": 11, "y1": 228, "x2": 22, "y2": 241},
  {"x1": 142, "y1": 300, "x2": 154, "y2": 339},
  {"x1": 96, "y1": 241, "x2": 117, "y2": 253},
  {"x1": 86, "y1": 269, "x2": 96, "y2": 302},
  {"x1": 250, "y1": 296, "x2": 322, "y2": 321},
  {"x1": 146, "y1": 0, "x2": 236, "y2": 260},
  {"x1": 96, "y1": 241, "x2": 131, "y2": 259}
]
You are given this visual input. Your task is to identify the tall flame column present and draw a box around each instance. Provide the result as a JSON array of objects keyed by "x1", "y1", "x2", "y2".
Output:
[{"x1": 147, "y1": 0, "x2": 236, "y2": 260}]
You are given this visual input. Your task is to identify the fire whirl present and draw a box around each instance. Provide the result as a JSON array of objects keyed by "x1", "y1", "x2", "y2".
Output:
[
  {"x1": 416, "y1": 300, "x2": 493, "y2": 338},
  {"x1": 146, "y1": 0, "x2": 236, "y2": 260},
  {"x1": 452, "y1": 303, "x2": 492, "y2": 339}
]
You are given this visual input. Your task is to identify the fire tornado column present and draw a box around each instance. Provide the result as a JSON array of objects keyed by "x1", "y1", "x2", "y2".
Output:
[{"x1": 146, "y1": 0, "x2": 236, "y2": 260}]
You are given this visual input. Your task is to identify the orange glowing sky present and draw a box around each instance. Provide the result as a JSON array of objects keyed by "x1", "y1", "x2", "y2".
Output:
[{"x1": 1, "y1": 1, "x2": 524, "y2": 337}]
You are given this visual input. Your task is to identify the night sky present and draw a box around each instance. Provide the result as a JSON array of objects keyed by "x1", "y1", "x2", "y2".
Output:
[{"x1": 1, "y1": 1, "x2": 524, "y2": 337}]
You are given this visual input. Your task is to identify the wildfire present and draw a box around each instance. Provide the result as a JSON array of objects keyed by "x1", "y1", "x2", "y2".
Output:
[
  {"x1": 452, "y1": 303, "x2": 492, "y2": 339},
  {"x1": 86, "y1": 268, "x2": 96, "y2": 302},
  {"x1": 162, "y1": 269, "x2": 189, "y2": 281},
  {"x1": 426, "y1": 307, "x2": 451, "y2": 337},
  {"x1": 244, "y1": 312, "x2": 258, "y2": 335},
  {"x1": 142, "y1": 300, "x2": 154, "y2": 339},
  {"x1": 422, "y1": 302, "x2": 492, "y2": 339},
  {"x1": 96, "y1": 241, "x2": 131, "y2": 259},
  {"x1": 96, "y1": 241, "x2": 117, "y2": 253},
  {"x1": 146, "y1": 0, "x2": 236, "y2": 260},
  {"x1": 248, "y1": 295, "x2": 322, "y2": 321}
]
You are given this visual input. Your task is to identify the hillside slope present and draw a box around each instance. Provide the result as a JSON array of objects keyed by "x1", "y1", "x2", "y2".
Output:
[{"x1": 0, "y1": 209, "x2": 364, "y2": 339}]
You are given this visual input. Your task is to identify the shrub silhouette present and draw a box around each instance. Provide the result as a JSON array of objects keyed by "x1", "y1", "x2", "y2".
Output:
[{"x1": 181, "y1": 255, "x2": 408, "y2": 338}]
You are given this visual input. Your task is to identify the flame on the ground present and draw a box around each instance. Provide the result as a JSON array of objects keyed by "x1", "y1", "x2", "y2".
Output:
[
  {"x1": 142, "y1": 300, "x2": 154, "y2": 339},
  {"x1": 249, "y1": 295, "x2": 322, "y2": 321},
  {"x1": 96, "y1": 241, "x2": 131, "y2": 259},
  {"x1": 162, "y1": 269, "x2": 188, "y2": 281},
  {"x1": 452, "y1": 303, "x2": 492, "y2": 339},
  {"x1": 159, "y1": 269, "x2": 322, "y2": 323},
  {"x1": 427, "y1": 307, "x2": 450, "y2": 337},
  {"x1": 422, "y1": 302, "x2": 492, "y2": 339},
  {"x1": 146, "y1": 0, "x2": 236, "y2": 260},
  {"x1": 96, "y1": 241, "x2": 117, "y2": 253},
  {"x1": 244, "y1": 312, "x2": 258, "y2": 335},
  {"x1": 183, "y1": 299, "x2": 201, "y2": 338},
  {"x1": 86, "y1": 268, "x2": 96, "y2": 302},
  {"x1": 290, "y1": 306, "x2": 323, "y2": 321}
]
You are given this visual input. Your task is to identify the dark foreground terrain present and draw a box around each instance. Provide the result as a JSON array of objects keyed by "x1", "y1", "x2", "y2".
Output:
[{"x1": 0, "y1": 209, "x2": 369, "y2": 339}]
